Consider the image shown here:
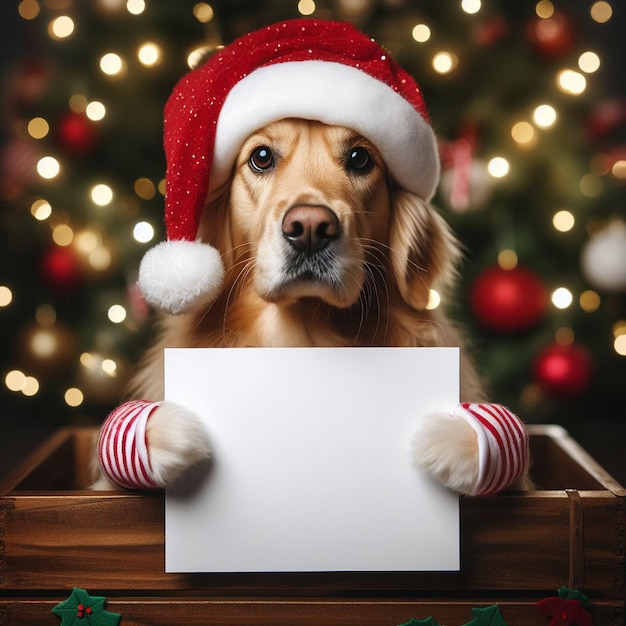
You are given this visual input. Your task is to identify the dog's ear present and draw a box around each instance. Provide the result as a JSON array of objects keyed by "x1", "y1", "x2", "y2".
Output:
[
  {"x1": 388, "y1": 187, "x2": 461, "y2": 311},
  {"x1": 197, "y1": 182, "x2": 233, "y2": 266}
]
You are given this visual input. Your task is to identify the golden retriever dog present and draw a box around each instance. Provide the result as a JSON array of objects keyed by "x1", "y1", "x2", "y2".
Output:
[
  {"x1": 94, "y1": 19, "x2": 530, "y2": 496},
  {"x1": 93, "y1": 118, "x2": 528, "y2": 495}
]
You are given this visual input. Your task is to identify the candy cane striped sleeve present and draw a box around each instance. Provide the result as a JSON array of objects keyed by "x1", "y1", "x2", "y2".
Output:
[
  {"x1": 453, "y1": 402, "x2": 529, "y2": 496},
  {"x1": 97, "y1": 400, "x2": 161, "y2": 489}
]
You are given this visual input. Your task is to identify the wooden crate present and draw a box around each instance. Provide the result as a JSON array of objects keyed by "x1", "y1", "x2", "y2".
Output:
[{"x1": 0, "y1": 425, "x2": 624, "y2": 625}]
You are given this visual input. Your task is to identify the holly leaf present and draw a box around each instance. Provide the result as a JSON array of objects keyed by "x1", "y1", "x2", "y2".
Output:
[
  {"x1": 397, "y1": 618, "x2": 439, "y2": 626},
  {"x1": 51, "y1": 587, "x2": 121, "y2": 626},
  {"x1": 557, "y1": 586, "x2": 590, "y2": 606},
  {"x1": 462, "y1": 604, "x2": 508, "y2": 626}
]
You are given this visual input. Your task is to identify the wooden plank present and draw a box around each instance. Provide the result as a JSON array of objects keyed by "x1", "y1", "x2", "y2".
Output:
[
  {"x1": 0, "y1": 430, "x2": 75, "y2": 494},
  {"x1": 1, "y1": 490, "x2": 622, "y2": 598},
  {"x1": 0, "y1": 426, "x2": 624, "y2": 601},
  {"x1": 527, "y1": 425, "x2": 626, "y2": 496},
  {"x1": 0, "y1": 597, "x2": 623, "y2": 626}
]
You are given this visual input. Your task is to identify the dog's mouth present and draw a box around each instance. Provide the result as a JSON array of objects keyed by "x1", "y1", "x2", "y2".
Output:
[
  {"x1": 255, "y1": 241, "x2": 363, "y2": 308},
  {"x1": 252, "y1": 204, "x2": 366, "y2": 308}
]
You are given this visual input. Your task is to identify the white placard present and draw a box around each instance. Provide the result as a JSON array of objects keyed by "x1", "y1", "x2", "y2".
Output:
[{"x1": 164, "y1": 347, "x2": 460, "y2": 573}]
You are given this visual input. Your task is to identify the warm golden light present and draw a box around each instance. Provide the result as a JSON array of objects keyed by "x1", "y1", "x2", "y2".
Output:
[
  {"x1": 580, "y1": 290, "x2": 601, "y2": 313},
  {"x1": 28, "y1": 117, "x2": 49, "y2": 139},
  {"x1": 134, "y1": 177, "x2": 156, "y2": 199},
  {"x1": 511, "y1": 121, "x2": 536, "y2": 147},
  {"x1": 580, "y1": 174, "x2": 603, "y2": 198},
  {"x1": 69, "y1": 94, "x2": 88, "y2": 113},
  {"x1": 138, "y1": 42, "x2": 161, "y2": 66},
  {"x1": 18, "y1": 0, "x2": 41, "y2": 19},
  {"x1": 461, "y1": 0, "x2": 481, "y2": 14},
  {"x1": 52, "y1": 224, "x2": 74, "y2": 247},
  {"x1": 90, "y1": 184, "x2": 113, "y2": 206},
  {"x1": 37, "y1": 156, "x2": 61, "y2": 179},
  {"x1": 611, "y1": 160, "x2": 626, "y2": 180},
  {"x1": 557, "y1": 69, "x2": 586, "y2": 95},
  {"x1": 133, "y1": 221, "x2": 155, "y2": 243},
  {"x1": 75, "y1": 230, "x2": 99, "y2": 254},
  {"x1": 0, "y1": 286, "x2": 13, "y2": 307},
  {"x1": 590, "y1": 1, "x2": 612, "y2": 23},
  {"x1": 615, "y1": 335, "x2": 626, "y2": 356},
  {"x1": 193, "y1": 3, "x2": 214, "y2": 22},
  {"x1": 89, "y1": 246, "x2": 112, "y2": 271},
  {"x1": 555, "y1": 327, "x2": 575, "y2": 345},
  {"x1": 127, "y1": 0, "x2": 145, "y2": 14},
  {"x1": 533, "y1": 104, "x2": 557, "y2": 128},
  {"x1": 49, "y1": 15, "x2": 74, "y2": 39},
  {"x1": 552, "y1": 210, "x2": 575, "y2": 232},
  {"x1": 31, "y1": 199, "x2": 52, "y2": 220},
  {"x1": 108, "y1": 304, "x2": 127, "y2": 324},
  {"x1": 102, "y1": 359, "x2": 118, "y2": 376},
  {"x1": 412, "y1": 24, "x2": 431, "y2": 43},
  {"x1": 22, "y1": 376, "x2": 39, "y2": 397},
  {"x1": 187, "y1": 46, "x2": 211, "y2": 69},
  {"x1": 65, "y1": 387, "x2": 84, "y2": 407},
  {"x1": 432, "y1": 52, "x2": 458, "y2": 74},
  {"x1": 100, "y1": 53, "x2": 126, "y2": 77},
  {"x1": 5, "y1": 370, "x2": 26, "y2": 392},
  {"x1": 426, "y1": 289, "x2": 441, "y2": 310},
  {"x1": 497, "y1": 249, "x2": 518, "y2": 270},
  {"x1": 487, "y1": 156, "x2": 510, "y2": 178},
  {"x1": 85, "y1": 101, "x2": 106, "y2": 121},
  {"x1": 578, "y1": 51, "x2": 600, "y2": 73},
  {"x1": 30, "y1": 328, "x2": 57, "y2": 358},
  {"x1": 297, "y1": 0, "x2": 315, "y2": 15},
  {"x1": 552, "y1": 287, "x2": 573, "y2": 309},
  {"x1": 535, "y1": 0, "x2": 554, "y2": 18}
]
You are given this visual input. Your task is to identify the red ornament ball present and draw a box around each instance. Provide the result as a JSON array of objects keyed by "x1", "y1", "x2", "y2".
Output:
[
  {"x1": 470, "y1": 265, "x2": 548, "y2": 333},
  {"x1": 533, "y1": 343, "x2": 593, "y2": 397},
  {"x1": 41, "y1": 246, "x2": 81, "y2": 292},
  {"x1": 56, "y1": 111, "x2": 98, "y2": 156},
  {"x1": 526, "y1": 11, "x2": 575, "y2": 58}
]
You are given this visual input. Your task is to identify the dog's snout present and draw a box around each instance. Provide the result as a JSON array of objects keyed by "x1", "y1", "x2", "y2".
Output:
[{"x1": 282, "y1": 205, "x2": 339, "y2": 256}]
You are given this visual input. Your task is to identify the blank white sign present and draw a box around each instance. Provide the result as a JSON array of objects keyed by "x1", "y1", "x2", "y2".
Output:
[{"x1": 164, "y1": 347, "x2": 460, "y2": 573}]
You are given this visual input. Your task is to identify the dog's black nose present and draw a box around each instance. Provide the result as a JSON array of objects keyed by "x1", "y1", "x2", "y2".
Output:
[{"x1": 282, "y1": 205, "x2": 340, "y2": 256}]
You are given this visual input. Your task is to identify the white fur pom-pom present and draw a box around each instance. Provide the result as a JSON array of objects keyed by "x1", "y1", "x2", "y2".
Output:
[{"x1": 138, "y1": 240, "x2": 225, "y2": 315}]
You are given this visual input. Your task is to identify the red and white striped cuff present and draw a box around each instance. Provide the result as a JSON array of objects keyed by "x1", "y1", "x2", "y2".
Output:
[
  {"x1": 453, "y1": 402, "x2": 529, "y2": 496},
  {"x1": 97, "y1": 400, "x2": 161, "y2": 489}
]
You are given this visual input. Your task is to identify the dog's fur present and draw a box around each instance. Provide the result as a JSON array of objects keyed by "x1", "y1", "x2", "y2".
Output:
[{"x1": 94, "y1": 118, "x2": 519, "y2": 494}]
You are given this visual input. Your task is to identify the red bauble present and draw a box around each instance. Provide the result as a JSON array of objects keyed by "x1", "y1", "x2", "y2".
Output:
[
  {"x1": 533, "y1": 343, "x2": 593, "y2": 397},
  {"x1": 41, "y1": 246, "x2": 81, "y2": 292},
  {"x1": 470, "y1": 265, "x2": 548, "y2": 333},
  {"x1": 56, "y1": 111, "x2": 98, "y2": 156},
  {"x1": 526, "y1": 12, "x2": 575, "y2": 58}
]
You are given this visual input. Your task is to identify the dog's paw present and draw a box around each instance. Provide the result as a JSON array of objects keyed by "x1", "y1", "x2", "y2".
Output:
[
  {"x1": 146, "y1": 402, "x2": 212, "y2": 488},
  {"x1": 96, "y1": 400, "x2": 211, "y2": 490},
  {"x1": 411, "y1": 411, "x2": 480, "y2": 495}
]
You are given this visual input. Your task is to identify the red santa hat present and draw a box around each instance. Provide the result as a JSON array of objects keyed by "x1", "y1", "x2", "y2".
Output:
[{"x1": 138, "y1": 18, "x2": 440, "y2": 315}]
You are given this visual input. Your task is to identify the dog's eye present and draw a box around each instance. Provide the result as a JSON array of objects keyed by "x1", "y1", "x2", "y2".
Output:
[
  {"x1": 346, "y1": 147, "x2": 373, "y2": 174},
  {"x1": 249, "y1": 146, "x2": 275, "y2": 173}
]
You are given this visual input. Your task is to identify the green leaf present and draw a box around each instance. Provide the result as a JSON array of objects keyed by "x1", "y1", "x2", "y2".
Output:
[
  {"x1": 557, "y1": 586, "x2": 590, "y2": 606},
  {"x1": 462, "y1": 604, "x2": 508, "y2": 626},
  {"x1": 51, "y1": 587, "x2": 121, "y2": 626},
  {"x1": 397, "y1": 617, "x2": 439, "y2": 626}
]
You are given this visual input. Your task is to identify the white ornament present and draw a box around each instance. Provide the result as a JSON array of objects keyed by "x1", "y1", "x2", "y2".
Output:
[{"x1": 581, "y1": 220, "x2": 626, "y2": 292}]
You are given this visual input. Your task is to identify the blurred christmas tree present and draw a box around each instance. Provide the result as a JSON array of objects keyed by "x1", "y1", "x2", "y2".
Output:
[{"x1": 1, "y1": 0, "x2": 625, "y2": 429}]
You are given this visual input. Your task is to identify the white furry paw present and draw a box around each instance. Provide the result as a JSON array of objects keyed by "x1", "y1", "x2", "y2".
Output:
[
  {"x1": 95, "y1": 400, "x2": 211, "y2": 490},
  {"x1": 411, "y1": 411, "x2": 480, "y2": 495},
  {"x1": 145, "y1": 402, "x2": 212, "y2": 488}
]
